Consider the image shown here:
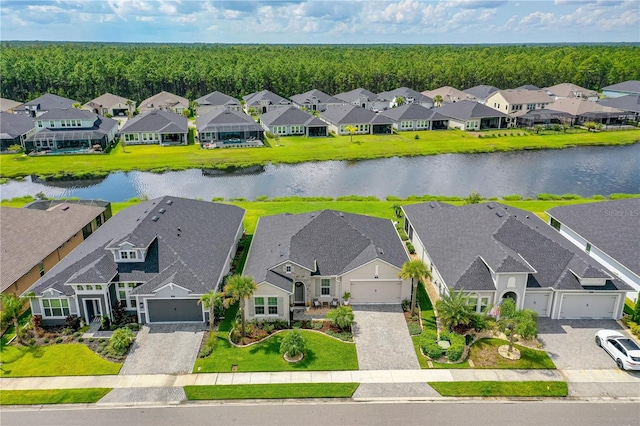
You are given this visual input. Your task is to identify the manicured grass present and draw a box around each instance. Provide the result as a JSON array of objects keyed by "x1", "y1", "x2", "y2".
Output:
[
  {"x1": 2, "y1": 129, "x2": 638, "y2": 178},
  {"x1": 429, "y1": 381, "x2": 567, "y2": 397},
  {"x1": 184, "y1": 383, "x2": 358, "y2": 400},
  {"x1": 194, "y1": 329, "x2": 358, "y2": 373},
  {"x1": 0, "y1": 344, "x2": 122, "y2": 377},
  {"x1": 0, "y1": 388, "x2": 112, "y2": 405},
  {"x1": 1, "y1": 308, "x2": 32, "y2": 343}
]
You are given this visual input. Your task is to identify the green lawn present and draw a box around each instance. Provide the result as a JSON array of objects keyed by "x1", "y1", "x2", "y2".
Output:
[
  {"x1": 0, "y1": 388, "x2": 112, "y2": 405},
  {"x1": 1, "y1": 308, "x2": 33, "y2": 343},
  {"x1": 429, "y1": 381, "x2": 567, "y2": 397},
  {"x1": 184, "y1": 383, "x2": 358, "y2": 400},
  {"x1": 0, "y1": 344, "x2": 122, "y2": 377},
  {"x1": 194, "y1": 329, "x2": 358, "y2": 373},
  {"x1": 2, "y1": 129, "x2": 638, "y2": 178}
]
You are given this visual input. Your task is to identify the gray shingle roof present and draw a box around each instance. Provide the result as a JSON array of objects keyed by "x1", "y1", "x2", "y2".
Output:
[
  {"x1": 290, "y1": 89, "x2": 342, "y2": 105},
  {"x1": 17, "y1": 94, "x2": 78, "y2": 113},
  {"x1": 38, "y1": 108, "x2": 100, "y2": 121},
  {"x1": 243, "y1": 90, "x2": 290, "y2": 107},
  {"x1": 194, "y1": 91, "x2": 240, "y2": 107},
  {"x1": 26, "y1": 115, "x2": 118, "y2": 143},
  {"x1": 320, "y1": 105, "x2": 385, "y2": 125},
  {"x1": 333, "y1": 88, "x2": 379, "y2": 104},
  {"x1": 27, "y1": 197, "x2": 245, "y2": 297},
  {"x1": 120, "y1": 110, "x2": 188, "y2": 134},
  {"x1": 379, "y1": 103, "x2": 448, "y2": 121},
  {"x1": 196, "y1": 109, "x2": 262, "y2": 132},
  {"x1": 547, "y1": 199, "x2": 640, "y2": 276},
  {"x1": 140, "y1": 91, "x2": 189, "y2": 110},
  {"x1": 463, "y1": 85, "x2": 500, "y2": 100},
  {"x1": 377, "y1": 87, "x2": 432, "y2": 103},
  {"x1": 244, "y1": 210, "x2": 409, "y2": 292},
  {"x1": 260, "y1": 106, "x2": 326, "y2": 127},
  {"x1": 84, "y1": 93, "x2": 133, "y2": 109},
  {"x1": 602, "y1": 80, "x2": 640, "y2": 94},
  {"x1": 0, "y1": 112, "x2": 34, "y2": 139},
  {"x1": 436, "y1": 100, "x2": 508, "y2": 120},
  {"x1": 598, "y1": 95, "x2": 640, "y2": 113},
  {"x1": 403, "y1": 202, "x2": 629, "y2": 293}
]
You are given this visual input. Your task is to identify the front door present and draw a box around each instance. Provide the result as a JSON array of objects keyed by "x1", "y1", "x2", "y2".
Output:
[
  {"x1": 84, "y1": 299, "x2": 102, "y2": 323},
  {"x1": 294, "y1": 282, "x2": 305, "y2": 305}
]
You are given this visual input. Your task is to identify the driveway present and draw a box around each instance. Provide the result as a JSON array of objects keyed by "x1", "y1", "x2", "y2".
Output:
[
  {"x1": 537, "y1": 318, "x2": 628, "y2": 370},
  {"x1": 352, "y1": 305, "x2": 420, "y2": 370},
  {"x1": 120, "y1": 324, "x2": 205, "y2": 375}
]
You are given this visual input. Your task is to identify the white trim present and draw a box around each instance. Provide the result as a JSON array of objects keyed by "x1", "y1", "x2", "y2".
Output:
[
  {"x1": 152, "y1": 282, "x2": 192, "y2": 293},
  {"x1": 258, "y1": 281, "x2": 294, "y2": 294},
  {"x1": 253, "y1": 295, "x2": 280, "y2": 317},
  {"x1": 339, "y1": 257, "x2": 402, "y2": 277},
  {"x1": 271, "y1": 259, "x2": 312, "y2": 272}
]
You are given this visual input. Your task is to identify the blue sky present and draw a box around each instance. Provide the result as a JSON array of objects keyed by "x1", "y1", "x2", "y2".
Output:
[{"x1": 1, "y1": 1, "x2": 638, "y2": 44}]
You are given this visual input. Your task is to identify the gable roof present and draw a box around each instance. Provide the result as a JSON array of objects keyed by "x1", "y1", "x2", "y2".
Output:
[
  {"x1": 37, "y1": 108, "x2": 101, "y2": 121},
  {"x1": 544, "y1": 83, "x2": 598, "y2": 99},
  {"x1": 550, "y1": 98, "x2": 624, "y2": 116},
  {"x1": 463, "y1": 85, "x2": 500, "y2": 100},
  {"x1": 602, "y1": 80, "x2": 640, "y2": 94},
  {"x1": 403, "y1": 202, "x2": 629, "y2": 292},
  {"x1": 491, "y1": 89, "x2": 555, "y2": 105},
  {"x1": 140, "y1": 91, "x2": 189, "y2": 110},
  {"x1": 377, "y1": 87, "x2": 432, "y2": 103},
  {"x1": 598, "y1": 95, "x2": 640, "y2": 113},
  {"x1": 379, "y1": 103, "x2": 448, "y2": 121},
  {"x1": 194, "y1": 91, "x2": 240, "y2": 107},
  {"x1": 244, "y1": 210, "x2": 408, "y2": 291},
  {"x1": 196, "y1": 108, "x2": 262, "y2": 131},
  {"x1": 0, "y1": 204, "x2": 105, "y2": 292},
  {"x1": 120, "y1": 110, "x2": 188, "y2": 133},
  {"x1": 436, "y1": 100, "x2": 508, "y2": 121},
  {"x1": 421, "y1": 86, "x2": 473, "y2": 103},
  {"x1": 547, "y1": 199, "x2": 640, "y2": 277},
  {"x1": 0, "y1": 98, "x2": 22, "y2": 112},
  {"x1": 333, "y1": 88, "x2": 379, "y2": 104},
  {"x1": 27, "y1": 197, "x2": 245, "y2": 296},
  {"x1": 243, "y1": 90, "x2": 290, "y2": 107},
  {"x1": 260, "y1": 106, "x2": 326, "y2": 127},
  {"x1": 84, "y1": 93, "x2": 133, "y2": 109},
  {"x1": 16, "y1": 94, "x2": 78, "y2": 113},
  {"x1": 320, "y1": 105, "x2": 392, "y2": 125},
  {"x1": 290, "y1": 89, "x2": 342, "y2": 105},
  {"x1": 0, "y1": 112, "x2": 34, "y2": 139}
]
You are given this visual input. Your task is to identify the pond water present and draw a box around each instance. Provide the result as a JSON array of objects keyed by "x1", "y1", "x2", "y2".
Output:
[{"x1": 1, "y1": 144, "x2": 639, "y2": 202}]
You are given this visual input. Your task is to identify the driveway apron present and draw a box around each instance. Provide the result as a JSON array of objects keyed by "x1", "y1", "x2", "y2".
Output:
[
  {"x1": 120, "y1": 324, "x2": 205, "y2": 376},
  {"x1": 352, "y1": 304, "x2": 420, "y2": 370}
]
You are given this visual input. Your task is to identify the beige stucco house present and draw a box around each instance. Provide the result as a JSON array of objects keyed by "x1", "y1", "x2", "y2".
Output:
[{"x1": 485, "y1": 89, "x2": 555, "y2": 126}]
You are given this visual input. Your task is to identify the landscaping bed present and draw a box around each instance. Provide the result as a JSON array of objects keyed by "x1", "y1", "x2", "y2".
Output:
[{"x1": 230, "y1": 319, "x2": 353, "y2": 346}]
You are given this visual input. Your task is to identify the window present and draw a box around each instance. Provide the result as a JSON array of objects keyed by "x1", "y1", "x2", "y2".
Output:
[
  {"x1": 285, "y1": 265, "x2": 292, "y2": 274},
  {"x1": 86, "y1": 285, "x2": 93, "y2": 290},
  {"x1": 468, "y1": 294, "x2": 478, "y2": 309},
  {"x1": 38, "y1": 262, "x2": 45, "y2": 277},
  {"x1": 321, "y1": 279, "x2": 330, "y2": 295},
  {"x1": 480, "y1": 297, "x2": 490, "y2": 313},
  {"x1": 77, "y1": 285, "x2": 84, "y2": 290},
  {"x1": 95, "y1": 285, "x2": 102, "y2": 290},
  {"x1": 550, "y1": 218, "x2": 561, "y2": 231},
  {"x1": 128, "y1": 282, "x2": 136, "y2": 288},
  {"x1": 118, "y1": 283, "x2": 125, "y2": 288},
  {"x1": 268, "y1": 297, "x2": 278, "y2": 315},
  {"x1": 254, "y1": 297, "x2": 265, "y2": 315},
  {"x1": 42, "y1": 298, "x2": 70, "y2": 317},
  {"x1": 49, "y1": 121, "x2": 55, "y2": 127},
  {"x1": 586, "y1": 243, "x2": 591, "y2": 253},
  {"x1": 527, "y1": 103, "x2": 535, "y2": 110},
  {"x1": 121, "y1": 251, "x2": 128, "y2": 259},
  {"x1": 37, "y1": 121, "x2": 43, "y2": 128},
  {"x1": 119, "y1": 291, "x2": 128, "y2": 307},
  {"x1": 401, "y1": 121, "x2": 412, "y2": 129}
]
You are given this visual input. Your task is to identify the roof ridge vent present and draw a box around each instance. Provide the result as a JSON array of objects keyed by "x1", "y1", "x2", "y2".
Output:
[{"x1": 487, "y1": 203, "x2": 495, "y2": 209}]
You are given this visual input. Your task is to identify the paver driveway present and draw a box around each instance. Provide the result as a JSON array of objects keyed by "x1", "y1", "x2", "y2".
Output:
[
  {"x1": 120, "y1": 324, "x2": 204, "y2": 375},
  {"x1": 352, "y1": 304, "x2": 420, "y2": 370},
  {"x1": 537, "y1": 318, "x2": 629, "y2": 370}
]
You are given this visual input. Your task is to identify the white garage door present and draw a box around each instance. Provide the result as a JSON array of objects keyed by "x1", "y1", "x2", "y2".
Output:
[
  {"x1": 559, "y1": 294, "x2": 618, "y2": 319},
  {"x1": 350, "y1": 281, "x2": 402, "y2": 304},
  {"x1": 523, "y1": 292, "x2": 550, "y2": 317}
]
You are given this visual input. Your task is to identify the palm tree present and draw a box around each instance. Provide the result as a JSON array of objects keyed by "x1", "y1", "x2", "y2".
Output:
[
  {"x1": 326, "y1": 306, "x2": 354, "y2": 331},
  {"x1": 433, "y1": 95, "x2": 444, "y2": 107},
  {"x1": 1, "y1": 292, "x2": 35, "y2": 342},
  {"x1": 498, "y1": 298, "x2": 538, "y2": 353},
  {"x1": 344, "y1": 125, "x2": 357, "y2": 143},
  {"x1": 280, "y1": 329, "x2": 306, "y2": 359},
  {"x1": 198, "y1": 290, "x2": 223, "y2": 332},
  {"x1": 395, "y1": 96, "x2": 406, "y2": 107},
  {"x1": 398, "y1": 260, "x2": 430, "y2": 315},
  {"x1": 435, "y1": 289, "x2": 473, "y2": 332},
  {"x1": 223, "y1": 275, "x2": 257, "y2": 339}
]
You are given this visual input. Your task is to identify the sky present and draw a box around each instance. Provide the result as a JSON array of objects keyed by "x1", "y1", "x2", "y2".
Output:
[{"x1": 0, "y1": 0, "x2": 638, "y2": 44}]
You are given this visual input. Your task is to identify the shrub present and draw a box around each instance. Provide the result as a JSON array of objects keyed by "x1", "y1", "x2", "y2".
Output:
[
  {"x1": 502, "y1": 194, "x2": 522, "y2": 201},
  {"x1": 591, "y1": 194, "x2": 606, "y2": 200},
  {"x1": 386, "y1": 195, "x2": 401, "y2": 201},
  {"x1": 446, "y1": 344, "x2": 465, "y2": 361},
  {"x1": 78, "y1": 337, "x2": 84, "y2": 343},
  {"x1": 421, "y1": 330, "x2": 438, "y2": 343},
  {"x1": 31, "y1": 315, "x2": 42, "y2": 331},
  {"x1": 55, "y1": 337, "x2": 63, "y2": 344},
  {"x1": 280, "y1": 329, "x2": 306, "y2": 358},
  {"x1": 401, "y1": 299, "x2": 411, "y2": 312},
  {"x1": 43, "y1": 338, "x2": 50, "y2": 344},
  {"x1": 254, "y1": 195, "x2": 270, "y2": 202},
  {"x1": 405, "y1": 241, "x2": 415, "y2": 254},
  {"x1": 324, "y1": 330, "x2": 353, "y2": 341},
  {"x1": 407, "y1": 322, "x2": 422, "y2": 336},
  {"x1": 470, "y1": 312, "x2": 493, "y2": 332},
  {"x1": 609, "y1": 193, "x2": 639, "y2": 200},
  {"x1": 263, "y1": 323, "x2": 275, "y2": 334},
  {"x1": 424, "y1": 342, "x2": 444, "y2": 359},
  {"x1": 61, "y1": 327, "x2": 74, "y2": 336},
  {"x1": 326, "y1": 306, "x2": 355, "y2": 330},
  {"x1": 292, "y1": 321, "x2": 303, "y2": 329},
  {"x1": 65, "y1": 315, "x2": 81, "y2": 331},
  {"x1": 28, "y1": 338, "x2": 36, "y2": 346},
  {"x1": 414, "y1": 134, "x2": 420, "y2": 139},
  {"x1": 561, "y1": 193, "x2": 581, "y2": 200},
  {"x1": 398, "y1": 229, "x2": 409, "y2": 241},
  {"x1": 311, "y1": 321, "x2": 323, "y2": 330},
  {"x1": 212, "y1": 197, "x2": 224, "y2": 202},
  {"x1": 109, "y1": 327, "x2": 135, "y2": 355},
  {"x1": 198, "y1": 334, "x2": 217, "y2": 358},
  {"x1": 537, "y1": 193, "x2": 562, "y2": 200},
  {"x1": 88, "y1": 338, "x2": 95, "y2": 343},
  {"x1": 336, "y1": 195, "x2": 379, "y2": 201},
  {"x1": 100, "y1": 315, "x2": 110, "y2": 331}
]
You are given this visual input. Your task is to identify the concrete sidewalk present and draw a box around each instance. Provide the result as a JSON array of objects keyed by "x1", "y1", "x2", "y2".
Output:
[{"x1": 2, "y1": 368, "x2": 638, "y2": 391}]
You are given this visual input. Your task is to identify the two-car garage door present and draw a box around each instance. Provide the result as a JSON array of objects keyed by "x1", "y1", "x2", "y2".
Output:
[
  {"x1": 350, "y1": 281, "x2": 402, "y2": 304},
  {"x1": 559, "y1": 294, "x2": 618, "y2": 319},
  {"x1": 147, "y1": 299, "x2": 203, "y2": 323}
]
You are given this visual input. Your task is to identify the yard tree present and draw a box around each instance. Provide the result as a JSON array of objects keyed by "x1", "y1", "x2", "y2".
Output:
[
  {"x1": 326, "y1": 306, "x2": 354, "y2": 331},
  {"x1": 344, "y1": 125, "x2": 357, "y2": 143},
  {"x1": 395, "y1": 96, "x2": 406, "y2": 107},
  {"x1": 1, "y1": 292, "x2": 35, "y2": 342},
  {"x1": 223, "y1": 275, "x2": 257, "y2": 339},
  {"x1": 198, "y1": 290, "x2": 223, "y2": 332},
  {"x1": 433, "y1": 95, "x2": 444, "y2": 107},
  {"x1": 436, "y1": 289, "x2": 474, "y2": 332},
  {"x1": 498, "y1": 298, "x2": 538, "y2": 353},
  {"x1": 464, "y1": 191, "x2": 482, "y2": 204},
  {"x1": 280, "y1": 329, "x2": 306, "y2": 359},
  {"x1": 398, "y1": 259, "x2": 430, "y2": 316}
]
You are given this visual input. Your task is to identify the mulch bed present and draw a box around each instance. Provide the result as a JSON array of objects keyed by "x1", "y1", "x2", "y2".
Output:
[{"x1": 228, "y1": 320, "x2": 352, "y2": 345}]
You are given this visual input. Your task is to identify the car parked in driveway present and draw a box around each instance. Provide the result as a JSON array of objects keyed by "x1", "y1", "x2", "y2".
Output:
[{"x1": 595, "y1": 329, "x2": 640, "y2": 371}]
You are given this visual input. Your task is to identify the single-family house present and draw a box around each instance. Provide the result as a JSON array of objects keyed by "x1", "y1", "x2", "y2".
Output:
[
  {"x1": 14, "y1": 94, "x2": 78, "y2": 117},
  {"x1": 598, "y1": 95, "x2": 640, "y2": 123},
  {"x1": 601, "y1": 80, "x2": 640, "y2": 98},
  {"x1": 26, "y1": 197, "x2": 245, "y2": 325},
  {"x1": 549, "y1": 98, "x2": 627, "y2": 126},
  {"x1": 463, "y1": 85, "x2": 500, "y2": 104},
  {"x1": 0, "y1": 111, "x2": 35, "y2": 151},
  {"x1": 402, "y1": 202, "x2": 630, "y2": 319},
  {"x1": 83, "y1": 93, "x2": 136, "y2": 117},
  {"x1": 379, "y1": 103, "x2": 448, "y2": 131},
  {"x1": 514, "y1": 84, "x2": 541, "y2": 91},
  {"x1": 119, "y1": 110, "x2": 188, "y2": 146},
  {"x1": 333, "y1": 88, "x2": 388, "y2": 112},
  {"x1": 485, "y1": 89, "x2": 555, "y2": 125},
  {"x1": 27, "y1": 108, "x2": 118, "y2": 153},
  {"x1": 139, "y1": 91, "x2": 189, "y2": 114},
  {"x1": 377, "y1": 87, "x2": 433, "y2": 109},
  {"x1": 243, "y1": 90, "x2": 291, "y2": 115},
  {"x1": 260, "y1": 106, "x2": 328, "y2": 137},
  {"x1": 1, "y1": 202, "x2": 109, "y2": 297},
  {"x1": 194, "y1": 91, "x2": 242, "y2": 116},
  {"x1": 197, "y1": 109, "x2": 264, "y2": 148},
  {"x1": 544, "y1": 83, "x2": 599, "y2": 102},
  {"x1": 546, "y1": 199, "x2": 640, "y2": 301},
  {"x1": 242, "y1": 210, "x2": 411, "y2": 323},
  {"x1": 422, "y1": 86, "x2": 475, "y2": 105},
  {"x1": 435, "y1": 100, "x2": 508, "y2": 130},
  {"x1": 0, "y1": 97, "x2": 23, "y2": 113},
  {"x1": 289, "y1": 89, "x2": 344, "y2": 112},
  {"x1": 319, "y1": 105, "x2": 394, "y2": 135}
]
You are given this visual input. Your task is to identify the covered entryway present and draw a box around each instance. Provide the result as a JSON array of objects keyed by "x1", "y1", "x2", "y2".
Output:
[
  {"x1": 294, "y1": 282, "x2": 305, "y2": 305},
  {"x1": 559, "y1": 294, "x2": 618, "y2": 319},
  {"x1": 350, "y1": 280, "x2": 402, "y2": 304},
  {"x1": 146, "y1": 299, "x2": 202, "y2": 323},
  {"x1": 84, "y1": 299, "x2": 102, "y2": 323},
  {"x1": 524, "y1": 292, "x2": 551, "y2": 316}
]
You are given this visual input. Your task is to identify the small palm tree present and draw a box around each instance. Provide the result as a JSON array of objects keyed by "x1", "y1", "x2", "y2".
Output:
[
  {"x1": 199, "y1": 290, "x2": 223, "y2": 332},
  {"x1": 436, "y1": 289, "x2": 473, "y2": 332},
  {"x1": 344, "y1": 125, "x2": 357, "y2": 143},
  {"x1": 326, "y1": 306, "x2": 354, "y2": 330},
  {"x1": 224, "y1": 275, "x2": 257, "y2": 338},
  {"x1": 1, "y1": 292, "x2": 35, "y2": 342},
  {"x1": 395, "y1": 96, "x2": 406, "y2": 107},
  {"x1": 498, "y1": 298, "x2": 538, "y2": 353},
  {"x1": 398, "y1": 260, "x2": 430, "y2": 315},
  {"x1": 280, "y1": 329, "x2": 306, "y2": 359},
  {"x1": 433, "y1": 95, "x2": 444, "y2": 107},
  {"x1": 109, "y1": 327, "x2": 135, "y2": 355}
]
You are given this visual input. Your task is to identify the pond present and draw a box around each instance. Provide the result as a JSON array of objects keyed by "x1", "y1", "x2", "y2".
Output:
[{"x1": 1, "y1": 144, "x2": 639, "y2": 202}]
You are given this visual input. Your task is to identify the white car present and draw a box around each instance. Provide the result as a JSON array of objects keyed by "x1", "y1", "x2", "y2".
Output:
[{"x1": 595, "y1": 329, "x2": 640, "y2": 371}]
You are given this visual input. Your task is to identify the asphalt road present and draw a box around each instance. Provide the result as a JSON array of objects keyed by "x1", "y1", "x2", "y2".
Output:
[{"x1": 2, "y1": 401, "x2": 639, "y2": 426}]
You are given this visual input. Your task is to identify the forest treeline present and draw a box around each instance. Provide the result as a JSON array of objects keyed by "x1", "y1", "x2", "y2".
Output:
[{"x1": 1, "y1": 43, "x2": 638, "y2": 104}]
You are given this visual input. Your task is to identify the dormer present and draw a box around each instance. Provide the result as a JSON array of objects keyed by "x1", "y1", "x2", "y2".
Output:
[
  {"x1": 570, "y1": 266, "x2": 611, "y2": 287},
  {"x1": 109, "y1": 241, "x2": 146, "y2": 263}
]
